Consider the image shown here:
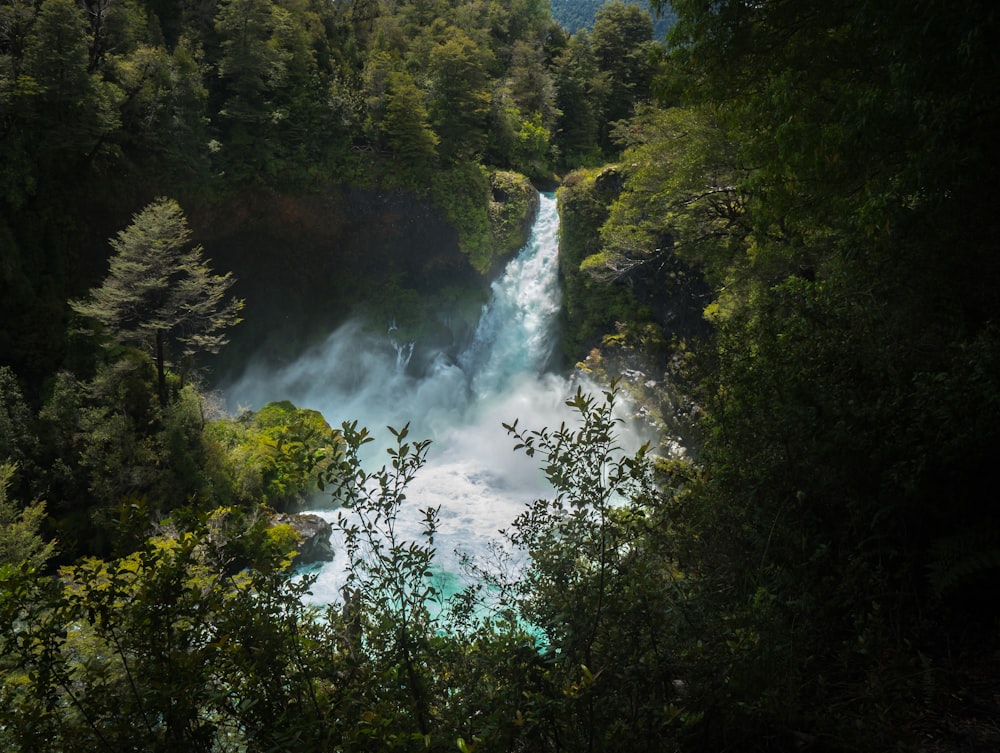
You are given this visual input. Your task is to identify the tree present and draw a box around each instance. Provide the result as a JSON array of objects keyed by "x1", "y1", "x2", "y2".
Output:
[
  {"x1": 427, "y1": 29, "x2": 493, "y2": 161},
  {"x1": 1, "y1": 0, "x2": 118, "y2": 203},
  {"x1": 0, "y1": 366, "x2": 37, "y2": 476},
  {"x1": 205, "y1": 400, "x2": 343, "y2": 510},
  {"x1": 589, "y1": 0, "x2": 654, "y2": 149},
  {"x1": 324, "y1": 421, "x2": 441, "y2": 740},
  {"x1": 597, "y1": 104, "x2": 747, "y2": 283},
  {"x1": 105, "y1": 42, "x2": 211, "y2": 185},
  {"x1": 0, "y1": 509, "x2": 339, "y2": 753},
  {"x1": 0, "y1": 462, "x2": 56, "y2": 572},
  {"x1": 505, "y1": 39, "x2": 558, "y2": 126},
  {"x1": 71, "y1": 198, "x2": 243, "y2": 406},
  {"x1": 497, "y1": 385, "x2": 688, "y2": 752},
  {"x1": 213, "y1": 0, "x2": 295, "y2": 180},
  {"x1": 380, "y1": 70, "x2": 439, "y2": 176},
  {"x1": 551, "y1": 31, "x2": 604, "y2": 167}
]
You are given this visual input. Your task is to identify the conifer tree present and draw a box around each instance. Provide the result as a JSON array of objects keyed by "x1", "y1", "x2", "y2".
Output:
[
  {"x1": 0, "y1": 462, "x2": 56, "y2": 572},
  {"x1": 381, "y1": 70, "x2": 439, "y2": 174},
  {"x1": 71, "y1": 198, "x2": 244, "y2": 406}
]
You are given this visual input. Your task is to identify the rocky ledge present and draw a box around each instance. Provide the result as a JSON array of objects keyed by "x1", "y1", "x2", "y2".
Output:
[
  {"x1": 488, "y1": 171, "x2": 540, "y2": 271},
  {"x1": 272, "y1": 512, "x2": 335, "y2": 565}
]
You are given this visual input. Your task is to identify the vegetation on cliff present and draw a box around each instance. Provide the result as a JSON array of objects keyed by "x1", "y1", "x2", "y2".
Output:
[
  {"x1": 487, "y1": 171, "x2": 540, "y2": 267},
  {"x1": 567, "y1": 0, "x2": 1000, "y2": 747}
]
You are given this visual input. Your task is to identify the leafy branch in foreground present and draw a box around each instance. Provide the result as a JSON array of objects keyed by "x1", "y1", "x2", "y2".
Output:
[
  {"x1": 0, "y1": 509, "x2": 336, "y2": 753},
  {"x1": 324, "y1": 420, "x2": 440, "y2": 742},
  {"x1": 498, "y1": 383, "x2": 697, "y2": 752}
]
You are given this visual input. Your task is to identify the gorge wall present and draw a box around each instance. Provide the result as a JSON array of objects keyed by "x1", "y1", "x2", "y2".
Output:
[{"x1": 192, "y1": 186, "x2": 484, "y2": 383}]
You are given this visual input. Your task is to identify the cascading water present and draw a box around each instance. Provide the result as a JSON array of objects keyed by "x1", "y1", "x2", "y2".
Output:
[
  {"x1": 224, "y1": 193, "x2": 588, "y2": 603},
  {"x1": 460, "y1": 197, "x2": 561, "y2": 398}
]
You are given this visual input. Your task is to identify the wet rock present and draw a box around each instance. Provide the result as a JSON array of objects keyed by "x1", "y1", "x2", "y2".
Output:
[{"x1": 272, "y1": 512, "x2": 334, "y2": 565}]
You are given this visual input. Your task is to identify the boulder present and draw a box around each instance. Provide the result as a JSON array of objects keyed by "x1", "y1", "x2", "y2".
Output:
[{"x1": 272, "y1": 512, "x2": 334, "y2": 565}]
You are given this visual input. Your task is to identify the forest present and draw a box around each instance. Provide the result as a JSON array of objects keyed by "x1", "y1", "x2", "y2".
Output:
[
  {"x1": 549, "y1": 0, "x2": 674, "y2": 38},
  {"x1": 2, "y1": 0, "x2": 999, "y2": 751}
]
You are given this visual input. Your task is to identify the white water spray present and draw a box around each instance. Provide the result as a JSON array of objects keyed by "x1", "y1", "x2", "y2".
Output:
[{"x1": 224, "y1": 193, "x2": 594, "y2": 603}]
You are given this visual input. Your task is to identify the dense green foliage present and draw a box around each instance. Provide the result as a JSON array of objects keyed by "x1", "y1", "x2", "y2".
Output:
[
  {"x1": 1, "y1": 386, "x2": 696, "y2": 753},
  {"x1": 2, "y1": 0, "x2": 998, "y2": 750},
  {"x1": 207, "y1": 399, "x2": 342, "y2": 511},
  {"x1": 557, "y1": 166, "x2": 648, "y2": 356},
  {"x1": 0, "y1": 461, "x2": 55, "y2": 571},
  {"x1": 585, "y1": 0, "x2": 999, "y2": 747}
]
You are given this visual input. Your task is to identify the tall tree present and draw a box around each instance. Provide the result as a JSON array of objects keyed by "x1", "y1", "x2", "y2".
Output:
[
  {"x1": 70, "y1": 198, "x2": 244, "y2": 406},
  {"x1": 589, "y1": 0, "x2": 653, "y2": 149},
  {"x1": 213, "y1": 0, "x2": 294, "y2": 180},
  {"x1": 1, "y1": 0, "x2": 118, "y2": 202},
  {"x1": 380, "y1": 70, "x2": 439, "y2": 175},
  {"x1": 427, "y1": 28, "x2": 493, "y2": 161},
  {"x1": 551, "y1": 30, "x2": 604, "y2": 167}
]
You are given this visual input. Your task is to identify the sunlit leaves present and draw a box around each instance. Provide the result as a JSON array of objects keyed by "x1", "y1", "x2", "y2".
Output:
[
  {"x1": 207, "y1": 400, "x2": 342, "y2": 510},
  {"x1": 0, "y1": 508, "x2": 340, "y2": 752},
  {"x1": 599, "y1": 104, "x2": 747, "y2": 288},
  {"x1": 0, "y1": 462, "x2": 56, "y2": 571}
]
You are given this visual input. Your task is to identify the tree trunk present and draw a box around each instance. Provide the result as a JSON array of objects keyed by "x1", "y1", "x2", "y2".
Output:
[{"x1": 155, "y1": 329, "x2": 167, "y2": 406}]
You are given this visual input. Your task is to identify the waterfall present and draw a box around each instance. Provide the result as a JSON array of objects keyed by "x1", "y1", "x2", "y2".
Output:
[
  {"x1": 460, "y1": 195, "x2": 561, "y2": 397},
  {"x1": 388, "y1": 321, "x2": 415, "y2": 371},
  {"x1": 224, "y1": 193, "x2": 584, "y2": 603}
]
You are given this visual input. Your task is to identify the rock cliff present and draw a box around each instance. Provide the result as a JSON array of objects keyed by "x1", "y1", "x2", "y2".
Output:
[
  {"x1": 191, "y1": 177, "x2": 541, "y2": 382},
  {"x1": 191, "y1": 186, "x2": 481, "y2": 379},
  {"x1": 271, "y1": 512, "x2": 335, "y2": 565}
]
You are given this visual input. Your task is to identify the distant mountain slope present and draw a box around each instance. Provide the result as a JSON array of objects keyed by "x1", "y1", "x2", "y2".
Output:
[{"x1": 550, "y1": 0, "x2": 677, "y2": 38}]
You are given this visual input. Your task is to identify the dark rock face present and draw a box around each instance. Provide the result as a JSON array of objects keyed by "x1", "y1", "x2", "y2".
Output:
[
  {"x1": 190, "y1": 187, "x2": 483, "y2": 379},
  {"x1": 272, "y1": 512, "x2": 334, "y2": 565}
]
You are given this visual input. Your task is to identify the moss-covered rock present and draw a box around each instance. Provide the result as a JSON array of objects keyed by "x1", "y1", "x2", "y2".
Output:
[
  {"x1": 557, "y1": 167, "x2": 642, "y2": 358},
  {"x1": 430, "y1": 166, "x2": 539, "y2": 276},
  {"x1": 488, "y1": 171, "x2": 539, "y2": 265},
  {"x1": 429, "y1": 163, "x2": 494, "y2": 274},
  {"x1": 205, "y1": 401, "x2": 342, "y2": 512},
  {"x1": 270, "y1": 512, "x2": 334, "y2": 564}
]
